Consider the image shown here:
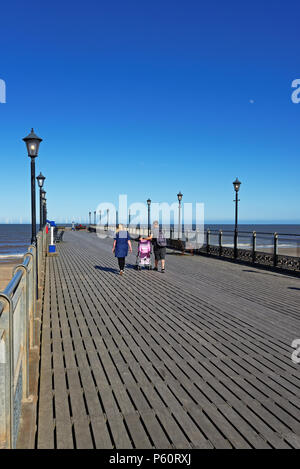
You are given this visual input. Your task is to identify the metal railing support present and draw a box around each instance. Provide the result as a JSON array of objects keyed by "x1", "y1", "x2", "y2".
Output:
[
  {"x1": 273, "y1": 233, "x2": 278, "y2": 268},
  {"x1": 219, "y1": 230, "x2": 223, "y2": 256},
  {"x1": 252, "y1": 231, "x2": 256, "y2": 264},
  {"x1": 12, "y1": 265, "x2": 30, "y2": 401},
  {"x1": 206, "y1": 229, "x2": 210, "y2": 254}
]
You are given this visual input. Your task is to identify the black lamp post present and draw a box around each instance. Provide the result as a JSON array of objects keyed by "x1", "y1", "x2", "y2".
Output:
[
  {"x1": 36, "y1": 172, "x2": 46, "y2": 231},
  {"x1": 128, "y1": 209, "x2": 131, "y2": 227},
  {"x1": 99, "y1": 210, "x2": 102, "y2": 225},
  {"x1": 94, "y1": 211, "x2": 96, "y2": 225},
  {"x1": 41, "y1": 189, "x2": 46, "y2": 227},
  {"x1": 177, "y1": 191, "x2": 183, "y2": 240},
  {"x1": 89, "y1": 211, "x2": 91, "y2": 225},
  {"x1": 23, "y1": 128, "x2": 43, "y2": 245},
  {"x1": 44, "y1": 199, "x2": 47, "y2": 225},
  {"x1": 106, "y1": 208, "x2": 109, "y2": 230},
  {"x1": 147, "y1": 199, "x2": 151, "y2": 236},
  {"x1": 233, "y1": 178, "x2": 241, "y2": 259}
]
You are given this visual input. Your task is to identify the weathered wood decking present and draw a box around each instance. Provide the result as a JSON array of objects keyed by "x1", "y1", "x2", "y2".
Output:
[{"x1": 35, "y1": 231, "x2": 300, "y2": 449}]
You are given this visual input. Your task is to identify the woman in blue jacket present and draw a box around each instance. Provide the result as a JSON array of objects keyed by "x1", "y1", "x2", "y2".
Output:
[{"x1": 112, "y1": 224, "x2": 132, "y2": 275}]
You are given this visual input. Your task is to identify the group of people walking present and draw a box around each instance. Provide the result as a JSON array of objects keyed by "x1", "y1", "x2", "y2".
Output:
[{"x1": 112, "y1": 221, "x2": 166, "y2": 275}]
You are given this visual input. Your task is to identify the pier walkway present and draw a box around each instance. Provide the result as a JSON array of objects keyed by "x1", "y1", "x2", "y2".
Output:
[{"x1": 34, "y1": 230, "x2": 300, "y2": 449}]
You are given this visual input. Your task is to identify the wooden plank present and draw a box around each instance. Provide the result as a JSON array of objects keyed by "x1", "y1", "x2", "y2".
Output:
[
  {"x1": 90, "y1": 414, "x2": 113, "y2": 449},
  {"x1": 108, "y1": 414, "x2": 133, "y2": 449},
  {"x1": 124, "y1": 413, "x2": 153, "y2": 448},
  {"x1": 73, "y1": 416, "x2": 94, "y2": 449},
  {"x1": 217, "y1": 404, "x2": 271, "y2": 449},
  {"x1": 155, "y1": 408, "x2": 192, "y2": 449},
  {"x1": 139, "y1": 410, "x2": 173, "y2": 449},
  {"x1": 53, "y1": 368, "x2": 73, "y2": 449},
  {"x1": 199, "y1": 403, "x2": 251, "y2": 449}
]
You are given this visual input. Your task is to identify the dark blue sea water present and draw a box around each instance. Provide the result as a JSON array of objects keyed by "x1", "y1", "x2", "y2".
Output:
[
  {"x1": 0, "y1": 224, "x2": 31, "y2": 259},
  {"x1": 202, "y1": 224, "x2": 300, "y2": 251}
]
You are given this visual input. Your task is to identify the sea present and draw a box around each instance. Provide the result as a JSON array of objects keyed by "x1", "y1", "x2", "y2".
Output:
[
  {"x1": 0, "y1": 224, "x2": 300, "y2": 260},
  {"x1": 0, "y1": 224, "x2": 32, "y2": 261}
]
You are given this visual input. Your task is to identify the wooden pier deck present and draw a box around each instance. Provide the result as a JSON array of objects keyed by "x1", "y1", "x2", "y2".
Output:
[{"x1": 35, "y1": 230, "x2": 300, "y2": 449}]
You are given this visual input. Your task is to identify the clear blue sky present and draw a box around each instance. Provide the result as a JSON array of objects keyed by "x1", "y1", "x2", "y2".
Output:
[{"x1": 0, "y1": 0, "x2": 300, "y2": 224}]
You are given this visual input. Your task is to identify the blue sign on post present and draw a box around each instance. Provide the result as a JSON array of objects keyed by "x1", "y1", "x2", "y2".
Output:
[{"x1": 47, "y1": 220, "x2": 57, "y2": 254}]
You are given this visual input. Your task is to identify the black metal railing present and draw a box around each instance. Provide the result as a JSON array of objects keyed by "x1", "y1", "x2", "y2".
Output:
[
  {"x1": 87, "y1": 224, "x2": 300, "y2": 273},
  {"x1": 167, "y1": 229, "x2": 300, "y2": 274}
]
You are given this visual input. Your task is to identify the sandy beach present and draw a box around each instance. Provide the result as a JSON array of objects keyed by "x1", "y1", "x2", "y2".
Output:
[{"x1": 0, "y1": 258, "x2": 23, "y2": 290}]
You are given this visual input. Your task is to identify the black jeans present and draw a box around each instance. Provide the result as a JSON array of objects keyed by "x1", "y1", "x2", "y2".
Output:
[{"x1": 118, "y1": 257, "x2": 125, "y2": 270}]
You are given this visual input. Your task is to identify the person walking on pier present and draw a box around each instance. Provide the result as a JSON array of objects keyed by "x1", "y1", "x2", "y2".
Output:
[
  {"x1": 142, "y1": 220, "x2": 167, "y2": 273},
  {"x1": 112, "y1": 224, "x2": 132, "y2": 275}
]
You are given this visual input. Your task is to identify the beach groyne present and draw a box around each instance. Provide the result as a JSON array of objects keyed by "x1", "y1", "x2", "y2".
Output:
[{"x1": 0, "y1": 229, "x2": 47, "y2": 448}]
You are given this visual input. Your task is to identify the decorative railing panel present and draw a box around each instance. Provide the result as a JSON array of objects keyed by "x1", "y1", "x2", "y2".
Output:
[{"x1": 277, "y1": 254, "x2": 300, "y2": 271}]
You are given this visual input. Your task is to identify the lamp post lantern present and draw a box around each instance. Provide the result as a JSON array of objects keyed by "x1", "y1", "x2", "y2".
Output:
[
  {"x1": 23, "y1": 128, "x2": 43, "y2": 245},
  {"x1": 147, "y1": 198, "x2": 151, "y2": 235},
  {"x1": 233, "y1": 178, "x2": 241, "y2": 259},
  {"x1": 177, "y1": 191, "x2": 183, "y2": 240},
  {"x1": 36, "y1": 172, "x2": 46, "y2": 231}
]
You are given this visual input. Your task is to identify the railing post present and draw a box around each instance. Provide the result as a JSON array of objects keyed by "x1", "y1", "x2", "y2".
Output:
[
  {"x1": 0, "y1": 302, "x2": 10, "y2": 448},
  {"x1": 27, "y1": 246, "x2": 36, "y2": 347},
  {"x1": 206, "y1": 229, "x2": 210, "y2": 254},
  {"x1": 273, "y1": 232, "x2": 278, "y2": 268},
  {"x1": 37, "y1": 235, "x2": 41, "y2": 292},
  {"x1": 22, "y1": 252, "x2": 34, "y2": 349},
  {"x1": 252, "y1": 231, "x2": 256, "y2": 264},
  {"x1": 12, "y1": 266, "x2": 30, "y2": 402},
  {"x1": 219, "y1": 230, "x2": 223, "y2": 257},
  {"x1": 43, "y1": 228, "x2": 45, "y2": 249},
  {"x1": 23, "y1": 267, "x2": 30, "y2": 400},
  {"x1": 0, "y1": 326, "x2": 8, "y2": 448},
  {"x1": 40, "y1": 234, "x2": 43, "y2": 283}
]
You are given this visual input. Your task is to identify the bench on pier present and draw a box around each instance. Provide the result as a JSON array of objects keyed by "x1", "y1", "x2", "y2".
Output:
[{"x1": 54, "y1": 230, "x2": 64, "y2": 243}]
